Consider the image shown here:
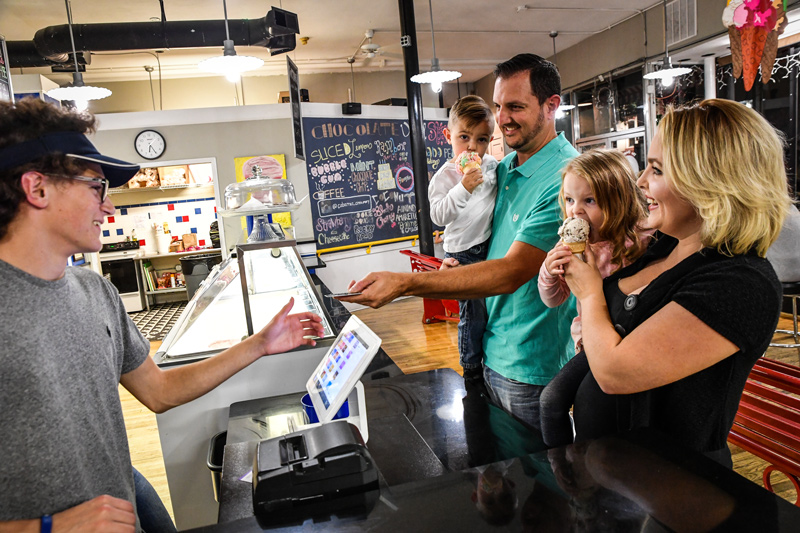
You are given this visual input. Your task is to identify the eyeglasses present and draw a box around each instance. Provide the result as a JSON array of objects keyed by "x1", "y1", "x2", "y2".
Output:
[{"x1": 53, "y1": 174, "x2": 110, "y2": 202}]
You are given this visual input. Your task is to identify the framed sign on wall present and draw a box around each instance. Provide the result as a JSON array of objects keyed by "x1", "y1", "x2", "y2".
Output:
[
  {"x1": 287, "y1": 56, "x2": 305, "y2": 161},
  {"x1": 0, "y1": 35, "x2": 14, "y2": 103}
]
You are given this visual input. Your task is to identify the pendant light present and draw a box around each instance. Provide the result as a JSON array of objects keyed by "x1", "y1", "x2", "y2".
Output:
[
  {"x1": 642, "y1": 0, "x2": 691, "y2": 86},
  {"x1": 198, "y1": 0, "x2": 264, "y2": 82},
  {"x1": 46, "y1": 0, "x2": 112, "y2": 110},
  {"x1": 410, "y1": 0, "x2": 461, "y2": 93},
  {"x1": 549, "y1": 31, "x2": 575, "y2": 118}
]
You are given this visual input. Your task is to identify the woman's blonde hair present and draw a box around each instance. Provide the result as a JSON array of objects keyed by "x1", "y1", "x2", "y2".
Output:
[
  {"x1": 660, "y1": 99, "x2": 791, "y2": 257},
  {"x1": 560, "y1": 149, "x2": 649, "y2": 268}
]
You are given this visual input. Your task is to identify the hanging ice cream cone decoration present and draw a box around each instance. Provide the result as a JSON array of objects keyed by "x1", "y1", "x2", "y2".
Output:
[
  {"x1": 740, "y1": 25, "x2": 769, "y2": 90},
  {"x1": 761, "y1": 4, "x2": 788, "y2": 83},
  {"x1": 728, "y1": 27, "x2": 743, "y2": 78},
  {"x1": 723, "y1": 0, "x2": 786, "y2": 91}
]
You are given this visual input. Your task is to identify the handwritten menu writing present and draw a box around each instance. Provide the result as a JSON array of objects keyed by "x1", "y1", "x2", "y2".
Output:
[{"x1": 303, "y1": 117, "x2": 451, "y2": 252}]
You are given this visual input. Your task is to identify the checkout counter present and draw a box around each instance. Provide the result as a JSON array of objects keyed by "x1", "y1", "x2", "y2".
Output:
[
  {"x1": 151, "y1": 239, "x2": 401, "y2": 530},
  {"x1": 189, "y1": 369, "x2": 800, "y2": 532},
  {"x1": 152, "y1": 241, "x2": 800, "y2": 532}
]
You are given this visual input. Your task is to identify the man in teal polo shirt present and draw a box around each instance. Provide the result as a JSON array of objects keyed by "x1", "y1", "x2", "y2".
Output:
[{"x1": 345, "y1": 54, "x2": 578, "y2": 430}]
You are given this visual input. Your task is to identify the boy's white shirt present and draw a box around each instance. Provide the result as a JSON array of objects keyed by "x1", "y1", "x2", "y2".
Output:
[{"x1": 427, "y1": 154, "x2": 498, "y2": 254}]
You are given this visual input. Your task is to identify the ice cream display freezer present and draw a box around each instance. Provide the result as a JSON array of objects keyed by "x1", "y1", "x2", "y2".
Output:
[{"x1": 152, "y1": 240, "x2": 339, "y2": 530}]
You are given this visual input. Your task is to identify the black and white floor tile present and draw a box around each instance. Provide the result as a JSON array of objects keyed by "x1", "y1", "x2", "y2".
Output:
[{"x1": 130, "y1": 303, "x2": 186, "y2": 341}]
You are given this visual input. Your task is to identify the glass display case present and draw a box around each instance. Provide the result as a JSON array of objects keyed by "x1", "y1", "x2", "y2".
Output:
[{"x1": 156, "y1": 239, "x2": 334, "y2": 364}]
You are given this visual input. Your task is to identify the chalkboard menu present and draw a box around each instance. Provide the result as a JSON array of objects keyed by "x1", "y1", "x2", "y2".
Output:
[{"x1": 303, "y1": 117, "x2": 451, "y2": 252}]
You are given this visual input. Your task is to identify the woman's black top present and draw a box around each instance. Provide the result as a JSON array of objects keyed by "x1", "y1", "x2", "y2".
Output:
[{"x1": 572, "y1": 233, "x2": 781, "y2": 460}]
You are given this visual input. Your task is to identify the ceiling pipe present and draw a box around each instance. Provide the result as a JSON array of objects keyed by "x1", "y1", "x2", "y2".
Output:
[
  {"x1": 7, "y1": 8, "x2": 299, "y2": 69},
  {"x1": 4, "y1": 41, "x2": 74, "y2": 68}
]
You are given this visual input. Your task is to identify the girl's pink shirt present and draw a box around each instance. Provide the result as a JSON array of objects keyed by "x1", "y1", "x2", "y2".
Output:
[{"x1": 538, "y1": 236, "x2": 648, "y2": 352}]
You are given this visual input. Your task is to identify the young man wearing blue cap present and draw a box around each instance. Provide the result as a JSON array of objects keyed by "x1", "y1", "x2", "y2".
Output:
[{"x1": 0, "y1": 98, "x2": 325, "y2": 533}]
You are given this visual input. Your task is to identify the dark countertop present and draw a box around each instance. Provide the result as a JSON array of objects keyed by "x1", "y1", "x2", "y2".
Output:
[{"x1": 187, "y1": 370, "x2": 800, "y2": 532}]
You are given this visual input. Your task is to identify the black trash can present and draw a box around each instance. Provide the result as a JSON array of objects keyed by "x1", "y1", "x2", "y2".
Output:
[
  {"x1": 180, "y1": 253, "x2": 223, "y2": 299},
  {"x1": 207, "y1": 431, "x2": 227, "y2": 502}
]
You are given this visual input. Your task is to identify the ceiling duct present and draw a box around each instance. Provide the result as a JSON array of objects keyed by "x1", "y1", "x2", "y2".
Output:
[{"x1": 6, "y1": 6, "x2": 299, "y2": 69}]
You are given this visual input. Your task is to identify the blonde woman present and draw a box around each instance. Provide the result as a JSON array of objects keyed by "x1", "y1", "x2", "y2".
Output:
[{"x1": 560, "y1": 99, "x2": 791, "y2": 466}]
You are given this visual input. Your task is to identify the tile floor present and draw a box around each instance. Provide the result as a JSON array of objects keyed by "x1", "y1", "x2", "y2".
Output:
[{"x1": 130, "y1": 302, "x2": 187, "y2": 340}]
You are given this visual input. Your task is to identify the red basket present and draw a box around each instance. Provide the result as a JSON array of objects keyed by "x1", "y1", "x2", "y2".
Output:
[{"x1": 400, "y1": 250, "x2": 460, "y2": 323}]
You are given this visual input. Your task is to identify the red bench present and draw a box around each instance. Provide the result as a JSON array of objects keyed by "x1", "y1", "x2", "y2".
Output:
[
  {"x1": 399, "y1": 250, "x2": 459, "y2": 324},
  {"x1": 728, "y1": 357, "x2": 800, "y2": 506}
]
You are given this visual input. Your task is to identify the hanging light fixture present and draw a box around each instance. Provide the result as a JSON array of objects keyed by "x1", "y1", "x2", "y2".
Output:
[
  {"x1": 642, "y1": 0, "x2": 691, "y2": 86},
  {"x1": 549, "y1": 31, "x2": 575, "y2": 118},
  {"x1": 198, "y1": 0, "x2": 264, "y2": 82},
  {"x1": 410, "y1": 0, "x2": 461, "y2": 93},
  {"x1": 46, "y1": 0, "x2": 112, "y2": 110}
]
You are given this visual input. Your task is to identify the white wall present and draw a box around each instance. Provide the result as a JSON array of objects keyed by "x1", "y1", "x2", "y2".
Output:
[{"x1": 92, "y1": 102, "x2": 448, "y2": 310}]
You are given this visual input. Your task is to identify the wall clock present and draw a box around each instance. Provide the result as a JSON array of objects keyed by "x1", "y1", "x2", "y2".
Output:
[{"x1": 134, "y1": 129, "x2": 166, "y2": 160}]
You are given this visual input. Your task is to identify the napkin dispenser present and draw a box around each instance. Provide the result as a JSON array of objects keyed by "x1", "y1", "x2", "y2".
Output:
[{"x1": 252, "y1": 420, "x2": 379, "y2": 521}]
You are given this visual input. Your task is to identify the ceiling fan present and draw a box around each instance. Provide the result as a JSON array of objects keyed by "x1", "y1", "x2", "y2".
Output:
[
  {"x1": 360, "y1": 30, "x2": 381, "y2": 59},
  {"x1": 351, "y1": 29, "x2": 401, "y2": 66}
]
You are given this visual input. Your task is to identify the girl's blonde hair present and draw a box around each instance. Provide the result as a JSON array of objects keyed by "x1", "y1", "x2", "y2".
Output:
[
  {"x1": 660, "y1": 99, "x2": 790, "y2": 257},
  {"x1": 560, "y1": 149, "x2": 649, "y2": 268}
]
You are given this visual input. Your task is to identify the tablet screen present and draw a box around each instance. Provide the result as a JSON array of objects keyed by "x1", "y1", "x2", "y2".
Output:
[
  {"x1": 312, "y1": 329, "x2": 370, "y2": 409},
  {"x1": 306, "y1": 315, "x2": 380, "y2": 423}
]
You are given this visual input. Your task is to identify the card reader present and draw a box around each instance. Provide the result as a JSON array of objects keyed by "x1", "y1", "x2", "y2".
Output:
[{"x1": 252, "y1": 420, "x2": 379, "y2": 524}]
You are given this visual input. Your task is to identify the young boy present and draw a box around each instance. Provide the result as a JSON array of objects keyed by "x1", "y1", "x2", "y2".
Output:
[{"x1": 428, "y1": 95, "x2": 498, "y2": 384}]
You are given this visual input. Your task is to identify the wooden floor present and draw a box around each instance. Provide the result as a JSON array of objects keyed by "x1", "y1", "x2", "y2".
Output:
[{"x1": 120, "y1": 298, "x2": 800, "y2": 522}]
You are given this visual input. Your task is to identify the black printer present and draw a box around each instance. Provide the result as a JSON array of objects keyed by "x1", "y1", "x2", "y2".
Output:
[{"x1": 252, "y1": 420, "x2": 379, "y2": 524}]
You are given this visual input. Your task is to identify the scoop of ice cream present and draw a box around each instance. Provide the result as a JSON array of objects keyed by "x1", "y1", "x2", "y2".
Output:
[
  {"x1": 455, "y1": 151, "x2": 482, "y2": 175},
  {"x1": 722, "y1": 0, "x2": 746, "y2": 28},
  {"x1": 558, "y1": 217, "x2": 590, "y2": 243}
]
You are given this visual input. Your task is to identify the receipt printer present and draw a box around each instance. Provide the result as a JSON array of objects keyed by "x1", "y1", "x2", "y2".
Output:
[{"x1": 252, "y1": 420, "x2": 379, "y2": 521}]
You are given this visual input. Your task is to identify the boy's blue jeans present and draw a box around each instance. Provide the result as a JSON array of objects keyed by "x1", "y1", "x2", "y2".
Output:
[{"x1": 444, "y1": 240, "x2": 489, "y2": 371}]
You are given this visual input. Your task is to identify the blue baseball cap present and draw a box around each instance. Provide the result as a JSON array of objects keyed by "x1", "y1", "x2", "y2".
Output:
[{"x1": 0, "y1": 131, "x2": 140, "y2": 187}]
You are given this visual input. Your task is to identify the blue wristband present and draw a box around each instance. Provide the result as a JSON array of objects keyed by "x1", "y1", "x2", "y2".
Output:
[{"x1": 40, "y1": 514, "x2": 52, "y2": 533}]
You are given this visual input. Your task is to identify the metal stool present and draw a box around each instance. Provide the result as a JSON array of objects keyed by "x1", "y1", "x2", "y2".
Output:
[{"x1": 770, "y1": 281, "x2": 800, "y2": 348}]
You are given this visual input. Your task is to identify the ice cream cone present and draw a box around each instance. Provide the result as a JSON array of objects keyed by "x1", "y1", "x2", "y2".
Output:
[
  {"x1": 760, "y1": 4, "x2": 786, "y2": 85},
  {"x1": 761, "y1": 31, "x2": 779, "y2": 83},
  {"x1": 740, "y1": 25, "x2": 769, "y2": 91},
  {"x1": 563, "y1": 240, "x2": 586, "y2": 254},
  {"x1": 456, "y1": 151, "x2": 482, "y2": 175},
  {"x1": 729, "y1": 26, "x2": 743, "y2": 78},
  {"x1": 462, "y1": 161, "x2": 481, "y2": 173}
]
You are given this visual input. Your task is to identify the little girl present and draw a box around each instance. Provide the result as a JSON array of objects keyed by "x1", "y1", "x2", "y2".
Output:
[{"x1": 538, "y1": 149, "x2": 651, "y2": 447}]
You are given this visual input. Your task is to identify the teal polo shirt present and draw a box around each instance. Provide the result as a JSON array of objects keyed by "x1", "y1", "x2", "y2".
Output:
[{"x1": 483, "y1": 133, "x2": 579, "y2": 386}]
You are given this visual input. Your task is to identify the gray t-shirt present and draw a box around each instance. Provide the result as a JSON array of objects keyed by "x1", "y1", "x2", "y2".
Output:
[
  {"x1": 0, "y1": 259, "x2": 149, "y2": 524},
  {"x1": 767, "y1": 204, "x2": 800, "y2": 282}
]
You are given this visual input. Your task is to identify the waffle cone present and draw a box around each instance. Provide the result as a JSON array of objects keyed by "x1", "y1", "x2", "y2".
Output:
[
  {"x1": 740, "y1": 25, "x2": 769, "y2": 91},
  {"x1": 729, "y1": 26, "x2": 743, "y2": 78},
  {"x1": 462, "y1": 161, "x2": 481, "y2": 173},
  {"x1": 761, "y1": 31, "x2": 779, "y2": 83},
  {"x1": 563, "y1": 240, "x2": 586, "y2": 254}
]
